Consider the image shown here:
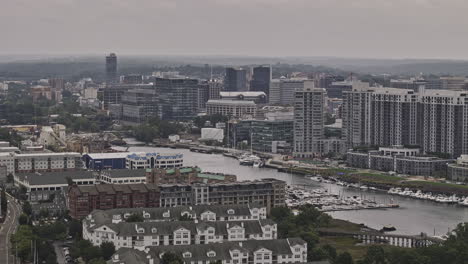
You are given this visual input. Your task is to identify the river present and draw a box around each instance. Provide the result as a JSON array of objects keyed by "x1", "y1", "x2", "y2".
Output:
[{"x1": 115, "y1": 145, "x2": 468, "y2": 236}]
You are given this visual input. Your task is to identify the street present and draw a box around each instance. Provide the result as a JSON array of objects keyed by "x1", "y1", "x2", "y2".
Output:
[{"x1": 0, "y1": 194, "x2": 22, "y2": 264}]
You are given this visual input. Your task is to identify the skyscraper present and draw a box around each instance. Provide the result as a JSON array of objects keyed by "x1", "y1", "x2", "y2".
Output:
[
  {"x1": 293, "y1": 81, "x2": 326, "y2": 158},
  {"x1": 250, "y1": 66, "x2": 271, "y2": 98},
  {"x1": 105, "y1": 53, "x2": 118, "y2": 84},
  {"x1": 224, "y1": 67, "x2": 247, "y2": 91}
]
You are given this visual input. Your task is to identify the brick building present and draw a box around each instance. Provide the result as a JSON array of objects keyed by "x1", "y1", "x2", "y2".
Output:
[
  {"x1": 146, "y1": 167, "x2": 237, "y2": 185},
  {"x1": 68, "y1": 184, "x2": 160, "y2": 219}
]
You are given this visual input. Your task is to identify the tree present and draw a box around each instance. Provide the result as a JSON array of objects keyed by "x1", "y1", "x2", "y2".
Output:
[
  {"x1": 6, "y1": 173, "x2": 14, "y2": 183},
  {"x1": 89, "y1": 258, "x2": 107, "y2": 264},
  {"x1": 18, "y1": 214, "x2": 28, "y2": 225},
  {"x1": 362, "y1": 245, "x2": 386, "y2": 264},
  {"x1": 100, "y1": 242, "x2": 116, "y2": 261},
  {"x1": 126, "y1": 213, "x2": 144, "y2": 222},
  {"x1": 335, "y1": 252, "x2": 354, "y2": 264},
  {"x1": 161, "y1": 252, "x2": 184, "y2": 264},
  {"x1": 179, "y1": 214, "x2": 192, "y2": 221},
  {"x1": 23, "y1": 201, "x2": 32, "y2": 215},
  {"x1": 82, "y1": 246, "x2": 102, "y2": 263},
  {"x1": 1, "y1": 188, "x2": 7, "y2": 215},
  {"x1": 69, "y1": 219, "x2": 83, "y2": 239},
  {"x1": 11, "y1": 225, "x2": 35, "y2": 262}
]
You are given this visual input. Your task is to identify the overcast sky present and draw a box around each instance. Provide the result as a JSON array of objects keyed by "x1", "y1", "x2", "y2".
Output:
[{"x1": 2, "y1": 0, "x2": 468, "y2": 59}]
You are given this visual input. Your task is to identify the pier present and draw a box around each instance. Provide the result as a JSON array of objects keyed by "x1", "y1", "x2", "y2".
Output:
[{"x1": 317, "y1": 228, "x2": 444, "y2": 248}]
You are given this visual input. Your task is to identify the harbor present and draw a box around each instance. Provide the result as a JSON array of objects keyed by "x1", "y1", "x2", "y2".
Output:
[{"x1": 286, "y1": 185, "x2": 399, "y2": 212}]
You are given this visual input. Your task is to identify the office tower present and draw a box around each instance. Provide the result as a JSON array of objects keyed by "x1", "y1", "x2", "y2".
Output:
[
  {"x1": 105, "y1": 53, "x2": 118, "y2": 84},
  {"x1": 208, "y1": 79, "x2": 222, "y2": 100},
  {"x1": 326, "y1": 81, "x2": 353, "y2": 98},
  {"x1": 224, "y1": 67, "x2": 247, "y2": 91},
  {"x1": 389, "y1": 78, "x2": 427, "y2": 91},
  {"x1": 102, "y1": 83, "x2": 154, "y2": 109},
  {"x1": 197, "y1": 83, "x2": 210, "y2": 111},
  {"x1": 250, "y1": 66, "x2": 271, "y2": 98},
  {"x1": 48, "y1": 78, "x2": 64, "y2": 102},
  {"x1": 293, "y1": 81, "x2": 326, "y2": 158},
  {"x1": 270, "y1": 78, "x2": 308, "y2": 105},
  {"x1": 315, "y1": 74, "x2": 345, "y2": 89},
  {"x1": 120, "y1": 89, "x2": 158, "y2": 124},
  {"x1": 155, "y1": 77, "x2": 199, "y2": 120}
]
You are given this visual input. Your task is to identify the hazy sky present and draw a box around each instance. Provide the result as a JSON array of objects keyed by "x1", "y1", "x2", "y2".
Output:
[{"x1": 2, "y1": 0, "x2": 468, "y2": 59}]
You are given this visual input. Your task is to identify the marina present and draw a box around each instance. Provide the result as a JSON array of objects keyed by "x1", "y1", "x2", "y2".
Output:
[
  {"x1": 286, "y1": 185, "x2": 399, "y2": 212},
  {"x1": 114, "y1": 145, "x2": 468, "y2": 236}
]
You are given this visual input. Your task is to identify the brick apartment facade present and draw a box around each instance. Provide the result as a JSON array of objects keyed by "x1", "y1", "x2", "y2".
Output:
[{"x1": 68, "y1": 184, "x2": 160, "y2": 219}]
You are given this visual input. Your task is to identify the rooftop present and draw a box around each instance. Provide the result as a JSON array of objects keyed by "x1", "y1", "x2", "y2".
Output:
[
  {"x1": 206, "y1": 100, "x2": 256, "y2": 106},
  {"x1": 17, "y1": 171, "x2": 95, "y2": 186}
]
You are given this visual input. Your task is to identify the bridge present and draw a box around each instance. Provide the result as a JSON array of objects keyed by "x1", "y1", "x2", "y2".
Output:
[{"x1": 317, "y1": 228, "x2": 444, "y2": 248}]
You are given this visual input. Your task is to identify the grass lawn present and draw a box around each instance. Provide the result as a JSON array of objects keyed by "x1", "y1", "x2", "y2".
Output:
[
  {"x1": 355, "y1": 172, "x2": 402, "y2": 183},
  {"x1": 319, "y1": 236, "x2": 369, "y2": 260}
]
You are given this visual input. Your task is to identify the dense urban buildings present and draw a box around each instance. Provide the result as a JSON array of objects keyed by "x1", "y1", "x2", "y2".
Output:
[
  {"x1": 219, "y1": 91, "x2": 267, "y2": 104},
  {"x1": 293, "y1": 82, "x2": 326, "y2": 158},
  {"x1": 224, "y1": 67, "x2": 247, "y2": 91},
  {"x1": 120, "y1": 89, "x2": 158, "y2": 124}
]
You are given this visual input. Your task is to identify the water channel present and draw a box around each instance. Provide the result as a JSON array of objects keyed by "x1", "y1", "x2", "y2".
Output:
[{"x1": 116, "y1": 145, "x2": 468, "y2": 236}]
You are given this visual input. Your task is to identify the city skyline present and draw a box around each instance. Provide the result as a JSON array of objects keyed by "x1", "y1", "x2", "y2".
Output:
[{"x1": 2, "y1": 0, "x2": 468, "y2": 60}]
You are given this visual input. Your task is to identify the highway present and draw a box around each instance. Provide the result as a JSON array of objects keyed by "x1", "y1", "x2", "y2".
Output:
[{"x1": 0, "y1": 194, "x2": 22, "y2": 264}]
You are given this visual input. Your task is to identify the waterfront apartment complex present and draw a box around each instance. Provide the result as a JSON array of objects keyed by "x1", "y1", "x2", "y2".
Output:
[
  {"x1": 347, "y1": 146, "x2": 453, "y2": 176},
  {"x1": 293, "y1": 82, "x2": 326, "y2": 158},
  {"x1": 448, "y1": 155, "x2": 468, "y2": 182},
  {"x1": 342, "y1": 82, "x2": 468, "y2": 157},
  {"x1": 68, "y1": 178, "x2": 286, "y2": 219}
]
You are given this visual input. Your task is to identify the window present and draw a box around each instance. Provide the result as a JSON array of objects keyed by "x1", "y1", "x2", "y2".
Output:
[
  {"x1": 207, "y1": 251, "x2": 216, "y2": 257},
  {"x1": 152, "y1": 228, "x2": 157, "y2": 233},
  {"x1": 183, "y1": 252, "x2": 192, "y2": 258},
  {"x1": 227, "y1": 209, "x2": 235, "y2": 215}
]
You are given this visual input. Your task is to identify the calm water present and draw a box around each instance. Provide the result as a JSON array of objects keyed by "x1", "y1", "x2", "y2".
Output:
[{"x1": 116, "y1": 145, "x2": 468, "y2": 236}]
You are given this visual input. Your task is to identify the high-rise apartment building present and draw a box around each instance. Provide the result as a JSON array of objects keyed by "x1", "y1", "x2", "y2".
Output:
[
  {"x1": 250, "y1": 66, "x2": 271, "y2": 98},
  {"x1": 155, "y1": 77, "x2": 199, "y2": 120},
  {"x1": 343, "y1": 82, "x2": 468, "y2": 158},
  {"x1": 105, "y1": 53, "x2": 118, "y2": 84},
  {"x1": 293, "y1": 82, "x2": 326, "y2": 158},
  {"x1": 224, "y1": 67, "x2": 247, "y2": 91}
]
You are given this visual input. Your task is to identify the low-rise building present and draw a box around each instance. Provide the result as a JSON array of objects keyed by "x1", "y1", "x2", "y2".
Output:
[
  {"x1": 146, "y1": 167, "x2": 237, "y2": 185},
  {"x1": 206, "y1": 100, "x2": 257, "y2": 118},
  {"x1": 219, "y1": 92, "x2": 267, "y2": 104},
  {"x1": 15, "y1": 171, "x2": 97, "y2": 201},
  {"x1": 347, "y1": 146, "x2": 452, "y2": 176},
  {"x1": 448, "y1": 155, "x2": 468, "y2": 182},
  {"x1": 14, "y1": 152, "x2": 83, "y2": 173},
  {"x1": 108, "y1": 238, "x2": 307, "y2": 264},
  {"x1": 83, "y1": 152, "x2": 184, "y2": 170}
]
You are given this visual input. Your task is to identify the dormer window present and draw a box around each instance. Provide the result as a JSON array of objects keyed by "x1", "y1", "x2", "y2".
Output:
[
  {"x1": 207, "y1": 251, "x2": 216, "y2": 257},
  {"x1": 163, "y1": 211, "x2": 170, "y2": 218},
  {"x1": 124, "y1": 213, "x2": 131, "y2": 219},
  {"x1": 183, "y1": 252, "x2": 192, "y2": 258},
  {"x1": 227, "y1": 209, "x2": 235, "y2": 215},
  {"x1": 151, "y1": 228, "x2": 157, "y2": 233},
  {"x1": 144, "y1": 213, "x2": 150, "y2": 219}
]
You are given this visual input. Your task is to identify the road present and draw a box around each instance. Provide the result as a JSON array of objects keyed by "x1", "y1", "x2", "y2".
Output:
[
  {"x1": 0, "y1": 194, "x2": 22, "y2": 264},
  {"x1": 54, "y1": 241, "x2": 67, "y2": 264}
]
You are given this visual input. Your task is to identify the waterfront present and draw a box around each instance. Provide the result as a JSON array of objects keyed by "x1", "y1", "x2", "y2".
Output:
[{"x1": 116, "y1": 145, "x2": 468, "y2": 236}]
